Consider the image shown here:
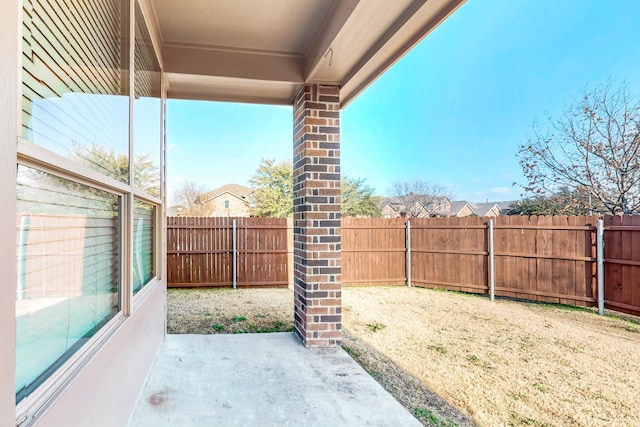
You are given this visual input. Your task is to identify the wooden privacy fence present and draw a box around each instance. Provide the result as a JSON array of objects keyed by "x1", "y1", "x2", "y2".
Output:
[
  {"x1": 166, "y1": 217, "x2": 292, "y2": 288},
  {"x1": 342, "y1": 216, "x2": 640, "y2": 316},
  {"x1": 166, "y1": 216, "x2": 640, "y2": 316}
]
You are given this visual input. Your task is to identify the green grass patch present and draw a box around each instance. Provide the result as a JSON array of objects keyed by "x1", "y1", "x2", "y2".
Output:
[
  {"x1": 231, "y1": 315, "x2": 247, "y2": 323},
  {"x1": 412, "y1": 407, "x2": 458, "y2": 426},
  {"x1": 429, "y1": 345, "x2": 448, "y2": 355},
  {"x1": 367, "y1": 321, "x2": 386, "y2": 332},
  {"x1": 511, "y1": 413, "x2": 546, "y2": 426},
  {"x1": 212, "y1": 324, "x2": 225, "y2": 332},
  {"x1": 467, "y1": 355, "x2": 480, "y2": 365},
  {"x1": 341, "y1": 344, "x2": 358, "y2": 357},
  {"x1": 532, "y1": 381, "x2": 550, "y2": 394}
]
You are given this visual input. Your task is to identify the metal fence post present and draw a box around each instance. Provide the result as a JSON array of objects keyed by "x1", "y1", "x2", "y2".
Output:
[
  {"x1": 597, "y1": 219, "x2": 605, "y2": 315},
  {"x1": 406, "y1": 220, "x2": 411, "y2": 287},
  {"x1": 488, "y1": 219, "x2": 495, "y2": 301},
  {"x1": 232, "y1": 218, "x2": 237, "y2": 289}
]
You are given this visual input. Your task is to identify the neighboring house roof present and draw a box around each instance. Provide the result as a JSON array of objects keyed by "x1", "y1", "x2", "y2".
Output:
[
  {"x1": 384, "y1": 203, "x2": 405, "y2": 212},
  {"x1": 379, "y1": 197, "x2": 402, "y2": 206},
  {"x1": 448, "y1": 201, "x2": 473, "y2": 216},
  {"x1": 493, "y1": 200, "x2": 518, "y2": 215},
  {"x1": 381, "y1": 197, "x2": 516, "y2": 218},
  {"x1": 198, "y1": 184, "x2": 253, "y2": 203},
  {"x1": 381, "y1": 196, "x2": 453, "y2": 217},
  {"x1": 470, "y1": 202, "x2": 501, "y2": 217}
]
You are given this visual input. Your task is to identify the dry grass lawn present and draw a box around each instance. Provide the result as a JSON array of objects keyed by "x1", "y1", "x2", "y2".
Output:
[
  {"x1": 168, "y1": 287, "x2": 294, "y2": 334},
  {"x1": 167, "y1": 286, "x2": 640, "y2": 427}
]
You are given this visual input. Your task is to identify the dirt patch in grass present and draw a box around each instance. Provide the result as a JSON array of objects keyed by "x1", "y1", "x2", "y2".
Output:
[{"x1": 167, "y1": 286, "x2": 640, "y2": 427}]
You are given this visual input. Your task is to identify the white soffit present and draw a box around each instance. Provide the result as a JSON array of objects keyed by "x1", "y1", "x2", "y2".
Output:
[{"x1": 151, "y1": 0, "x2": 465, "y2": 107}]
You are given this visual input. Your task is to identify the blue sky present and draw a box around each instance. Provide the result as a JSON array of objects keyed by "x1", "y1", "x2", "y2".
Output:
[{"x1": 166, "y1": 0, "x2": 640, "y2": 203}]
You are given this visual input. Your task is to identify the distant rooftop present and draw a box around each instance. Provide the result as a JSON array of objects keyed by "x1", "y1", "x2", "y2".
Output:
[{"x1": 199, "y1": 184, "x2": 253, "y2": 202}]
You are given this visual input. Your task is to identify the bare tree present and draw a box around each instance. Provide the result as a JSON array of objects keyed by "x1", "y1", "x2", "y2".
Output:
[
  {"x1": 390, "y1": 180, "x2": 452, "y2": 217},
  {"x1": 518, "y1": 81, "x2": 640, "y2": 214},
  {"x1": 170, "y1": 181, "x2": 212, "y2": 216}
]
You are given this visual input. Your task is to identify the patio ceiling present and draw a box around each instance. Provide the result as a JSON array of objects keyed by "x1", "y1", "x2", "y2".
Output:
[{"x1": 148, "y1": 0, "x2": 465, "y2": 107}]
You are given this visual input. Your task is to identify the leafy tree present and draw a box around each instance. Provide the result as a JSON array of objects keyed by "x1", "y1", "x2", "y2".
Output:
[
  {"x1": 74, "y1": 143, "x2": 160, "y2": 197},
  {"x1": 341, "y1": 176, "x2": 381, "y2": 217},
  {"x1": 33, "y1": 143, "x2": 159, "y2": 215},
  {"x1": 390, "y1": 179, "x2": 452, "y2": 217},
  {"x1": 507, "y1": 187, "x2": 601, "y2": 216},
  {"x1": 249, "y1": 158, "x2": 381, "y2": 218},
  {"x1": 518, "y1": 81, "x2": 640, "y2": 214},
  {"x1": 249, "y1": 158, "x2": 293, "y2": 218},
  {"x1": 170, "y1": 181, "x2": 212, "y2": 216}
]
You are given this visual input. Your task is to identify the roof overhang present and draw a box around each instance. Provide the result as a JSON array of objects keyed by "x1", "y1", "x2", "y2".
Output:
[{"x1": 147, "y1": 0, "x2": 466, "y2": 107}]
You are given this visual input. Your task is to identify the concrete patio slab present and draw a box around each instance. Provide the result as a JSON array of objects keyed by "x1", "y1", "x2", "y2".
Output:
[{"x1": 129, "y1": 333, "x2": 421, "y2": 427}]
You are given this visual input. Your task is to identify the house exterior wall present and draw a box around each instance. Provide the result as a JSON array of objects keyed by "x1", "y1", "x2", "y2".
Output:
[
  {"x1": 202, "y1": 194, "x2": 251, "y2": 217},
  {"x1": 0, "y1": 0, "x2": 20, "y2": 424},
  {"x1": 435, "y1": 198, "x2": 451, "y2": 213},
  {"x1": 381, "y1": 204, "x2": 400, "y2": 218},
  {"x1": 454, "y1": 204, "x2": 475, "y2": 217},
  {"x1": 486, "y1": 206, "x2": 500, "y2": 217},
  {"x1": 33, "y1": 284, "x2": 165, "y2": 427},
  {"x1": 292, "y1": 84, "x2": 342, "y2": 347},
  {"x1": 4, "y1": 0, "x2": 166, "y2": 425}
]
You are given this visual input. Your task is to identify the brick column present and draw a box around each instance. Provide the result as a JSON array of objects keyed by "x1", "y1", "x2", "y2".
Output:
[{"x1": 292, "y1": 84, "x2": 341, "y2": 347}]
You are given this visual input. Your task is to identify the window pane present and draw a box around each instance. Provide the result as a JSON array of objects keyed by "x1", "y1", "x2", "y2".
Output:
[
  {"x1": 22, "y1": 0, "x2": 130, "y2": 183},
  {"x1": 133, "y1": 3, "x2": 161, "y2": 197},
  {"x1": 15, "y1": 165, "x2": 121, "y2": 403},
  {"x1": 133, "y1": 200, "x2": 155, "y2": 294}
]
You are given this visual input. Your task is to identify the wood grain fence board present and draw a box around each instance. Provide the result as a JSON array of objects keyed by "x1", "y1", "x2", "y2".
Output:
[
  {"x1": 620, "y1": 216, "x2": 635, "y2": 311},
  {"x1": 604, "y1": 215, "x2": 623, "y2": 309},
  {"x1": 538, "y1": 216, "x2": 554, "y2": 303},
  {"x1": 566, "y1": 216, "x2": 578, "y2": 305},
  {"x1": 552, "y1": 216, "x2": 567, "y2": 305},
  {"x1": 494, "y1": 216, "x2": 510, "y2": 298},
  {"x1": 521, "y1": 216, "x2": 536, "y2": 299},
  {"x1": 513, "y1": 216, "x2": 525, "y2": 297}
]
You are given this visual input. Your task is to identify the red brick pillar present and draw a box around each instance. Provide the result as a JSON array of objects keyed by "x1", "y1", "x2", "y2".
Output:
[{"x1": 292, "y1": 84, "x2": 341, "y2": 347}]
